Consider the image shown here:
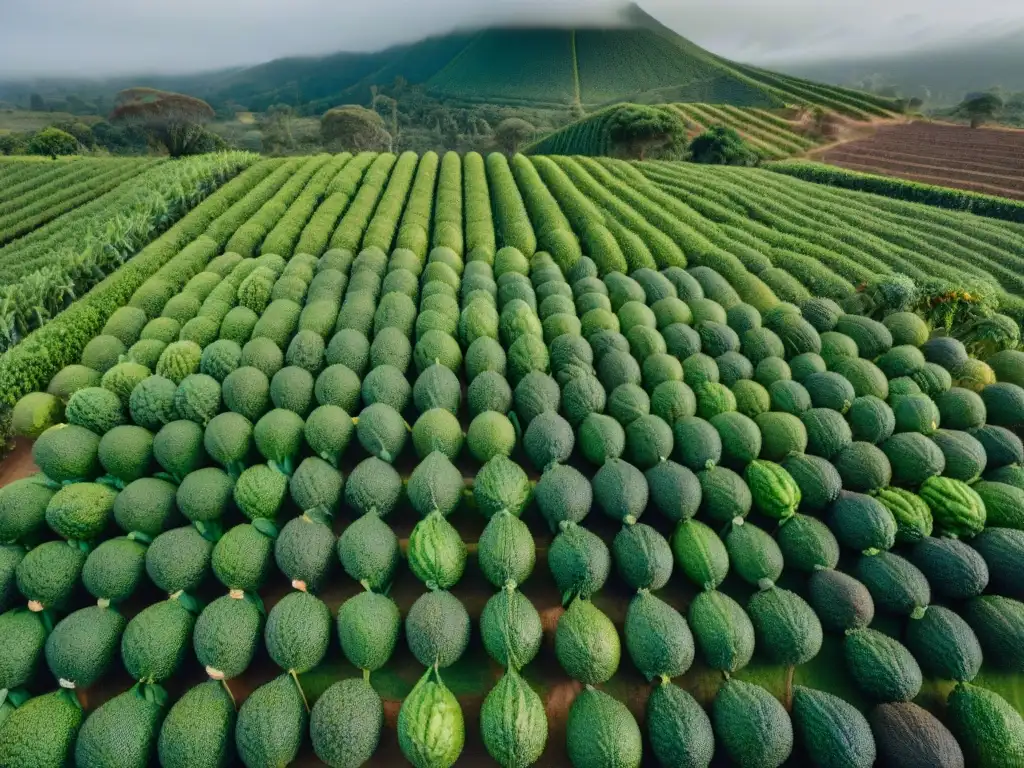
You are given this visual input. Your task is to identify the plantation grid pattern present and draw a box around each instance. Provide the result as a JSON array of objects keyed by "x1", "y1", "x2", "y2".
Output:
[{"x1": 1, "y1": 151, "x2": 1024, "y2": 766}]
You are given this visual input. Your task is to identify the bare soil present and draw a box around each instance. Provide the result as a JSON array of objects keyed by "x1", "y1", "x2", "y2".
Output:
[{"x1": 811, "y1": 121, "x2": 1024, "y2": 199}]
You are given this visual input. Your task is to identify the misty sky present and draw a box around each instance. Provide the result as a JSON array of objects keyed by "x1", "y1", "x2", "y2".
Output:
[{"x1": 1, "y1": 0, "x2": 1022, "y2": 76}]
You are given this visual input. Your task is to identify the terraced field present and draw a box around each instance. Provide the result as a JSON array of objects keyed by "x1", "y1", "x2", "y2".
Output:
[
  {"x1": 2, "y1": 151, "x2": 1024, "y2": 767},
  {"x1": 0, "y1": 153, "x2": 259, "y2": 354},
  {"x1": 816, "y1": 121, "x2": 1024, "y2": 200},
  {"x1": 670, "y1": 104, "x2": 825, "y2": 158},
  {"x1": 0, "y1": 157, "x2": 162, "y2": 246},
  {"x1": 767, "y1": 160, "x2": 1024, "y2": 223},
  {"x1": 527, "y1": 103, "x2": 829, "y2": 160},
  {"x1": 553, "y1": 157, "x2": 1024, "y2": 318}
]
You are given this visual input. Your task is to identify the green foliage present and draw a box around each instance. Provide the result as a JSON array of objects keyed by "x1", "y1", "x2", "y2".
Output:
[
  {"x1": 769, "y1": 160, "x2": 1024, "y2": 223},
  {"x1": 27, "y1": 127, "x2": 80, "y2": 158},
  {"x1": 321, "y1": 106, "x2": 391, "y2": 151},
  {"x1": 689, "y1": 126, "x2": 758, "y2": 166},
  {"x1": 605, "y1": 105, "x2": 687, "y2": 160},
  {"x1": 955, "y1": 92, "x2": 1004, "y2": 127},
  {"x1": 494, "y1": 119, "x2": 536, "y2": 155}
]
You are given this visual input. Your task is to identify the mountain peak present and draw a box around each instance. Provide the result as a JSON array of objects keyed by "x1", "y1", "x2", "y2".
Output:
[{"x1": 180, "y1": 6, "x2": 896, "y2": 117}]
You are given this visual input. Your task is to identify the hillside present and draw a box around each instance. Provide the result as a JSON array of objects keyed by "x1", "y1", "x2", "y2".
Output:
[
  {"x1": 527, "y1": 102, "x2": 831, "y2": 160},
  {"x1": 146, "y1": 4, "x2": 897, "y2": 116},
  {"x1": 779, "y1": 29, "x2": 1024, "y2": 106}
]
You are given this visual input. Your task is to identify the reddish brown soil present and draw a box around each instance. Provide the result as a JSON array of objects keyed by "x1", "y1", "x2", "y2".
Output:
[
  {"x1": 0, "y1": 438, "x2": 36, "y2": 486},
  {"x1": 813, "y1": 121, "x2": 1024, "y2": 200}
]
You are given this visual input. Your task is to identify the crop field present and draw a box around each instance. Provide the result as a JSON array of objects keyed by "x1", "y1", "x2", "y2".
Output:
[
  {"x1": 0, "y1": 157, "x2": 163, "y2": 246},
  {"x1": 766, "y1": 160, "x2": 1024, "y2": 223},
  {"x1": 669, "y1": 104, "x2": 824, "y2": 158},
  {"x1": 815, "y1": 121, "x2": 1024, "y2": 200},
  {"x1": 527, "y1": 104, "x2": 827, "y2": 160},
  {"x1": 3, "y1": 150, "x2": 1024, "y2": 767},
  {"x1": 0, "y1": 153, "x2": 259, "y2": 355}
]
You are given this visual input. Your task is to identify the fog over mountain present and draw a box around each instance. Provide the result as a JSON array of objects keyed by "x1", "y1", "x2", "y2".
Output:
[{"x1": 1, "y1": 0, "x2": 1022, "y2": 77}]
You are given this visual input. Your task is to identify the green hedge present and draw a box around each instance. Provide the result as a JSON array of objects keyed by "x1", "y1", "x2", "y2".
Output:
[
  {"x1": 294, "y1": 152, "x2": 376, "y2": 257},
  {"x1": 766, "y1": 161, "x2": 1024, "y2": 223},
  {"x1": 225, "y1": 155, "x2": 332, "y2": 257},
  {"x1": 329, "y1": 153, "x2": 397, "y2": 252},
  {"x1": 463, "y1": 152, "x2": 496, "y2": 260},
  {"x1": 361, "y1": 151, "x2": 419, "y2": 255},
  {"x1": 486, "y1": 152, "x2": 537, "y2": 256},
  {"x1": 0, "y1": 160, "x2": 159, "y2": 246},
  {"x1": 0, "y1": 160, "x2": 278, "y2": 415},
  {"x1": 432, "y1": 151, "x2": 464, "y2": 257},
  {"x1": 260, "y1": 153, "x2": 351, "y2": 258}
]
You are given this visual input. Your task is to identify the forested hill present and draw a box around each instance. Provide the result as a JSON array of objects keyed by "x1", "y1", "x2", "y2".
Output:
[
  {"x1": 116, "y1": 4, "x2": 895, "y2": 115},
  {"x1": 778, "y1": 29, "x2": 1024, "y2": 106}
]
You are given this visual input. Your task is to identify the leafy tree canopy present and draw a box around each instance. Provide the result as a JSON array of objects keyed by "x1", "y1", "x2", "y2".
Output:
[
  {"x1": 110, "y1": 88, "x2": 216, "y2": 156},
  {"x1": 494, "y1": 118, "x2": 535, "y2": 155},
  {"x1": 27, "y1": 127, "x2": 79, "y2": 159},
  {"x1": 956, "y1": 92, "x2": 1003, "y2": 128},
  {"x1": 321, "y1": 105, "x2": 391, "y2": 151},
  {"x1": 688, "y1": 125, "x2": 758, "y2": 166},
  {"x1": 607, "y1": 105, "x2": 686, "y2": 160},
  {"x1": 52, "y1": 121, "x2": 96, "y2": 149}
]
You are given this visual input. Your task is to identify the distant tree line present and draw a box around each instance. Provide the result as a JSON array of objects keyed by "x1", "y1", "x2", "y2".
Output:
[
  {"x1": 2, "y1": 75, "x2": 778, "y2": 161},
  {"x1": 1, "y1": 88, "x2": 226, "y2": 157},
  {"x1": 0, "y1": 120, "x2": 150, "y2": 157}
]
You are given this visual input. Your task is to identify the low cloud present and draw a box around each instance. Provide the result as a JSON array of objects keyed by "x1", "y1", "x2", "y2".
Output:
[{"x1": 0, "y1": 0, "x2": 1021, "y2": 77}]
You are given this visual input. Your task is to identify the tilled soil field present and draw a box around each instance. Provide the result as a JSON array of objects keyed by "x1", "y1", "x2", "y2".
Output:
[{"x1": 818, "y1": 121, "x2": 1024, "y2": 199}]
